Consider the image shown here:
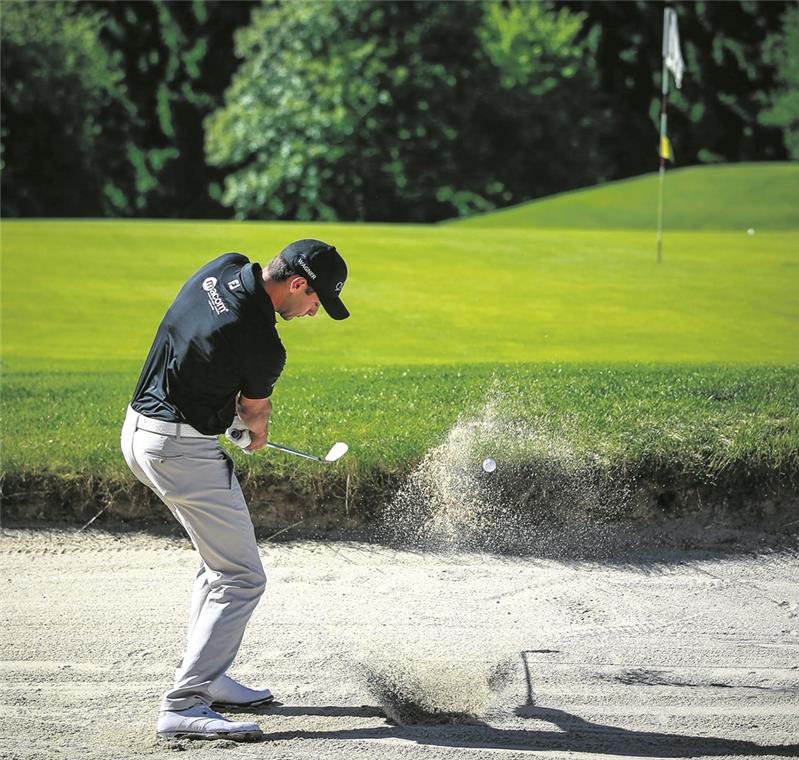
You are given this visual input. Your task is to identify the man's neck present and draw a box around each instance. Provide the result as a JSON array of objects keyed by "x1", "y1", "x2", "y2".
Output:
[{"x1": 263, "y1": 275, "x2": 285, "y2": 311}]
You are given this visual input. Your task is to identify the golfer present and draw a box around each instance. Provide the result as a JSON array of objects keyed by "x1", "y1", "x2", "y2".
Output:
[{"x1": 120, "y1": 239, "x2": 349, "y2": 740}]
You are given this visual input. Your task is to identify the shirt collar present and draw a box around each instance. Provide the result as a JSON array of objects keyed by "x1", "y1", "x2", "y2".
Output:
[{"x1": 241, "y1": 263, "x2": 277, "y2": 324}]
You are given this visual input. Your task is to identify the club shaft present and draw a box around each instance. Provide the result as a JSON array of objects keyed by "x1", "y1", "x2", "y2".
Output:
[{"x1": 266, "y1": 441, "x2": 323, "y2": 462}]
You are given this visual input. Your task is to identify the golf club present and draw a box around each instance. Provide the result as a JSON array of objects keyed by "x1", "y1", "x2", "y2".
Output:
[
  {"x1": 226, "y1": 425, "x2": 348, "y2": 463},
  {"x1": 267, "y1": 440, "x2": 348, "y2": 463}
]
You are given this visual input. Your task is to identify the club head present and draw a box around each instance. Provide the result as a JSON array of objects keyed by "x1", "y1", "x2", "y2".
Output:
[{"x1": 323, "y1": 442, "x2": 348, "y2": 463}]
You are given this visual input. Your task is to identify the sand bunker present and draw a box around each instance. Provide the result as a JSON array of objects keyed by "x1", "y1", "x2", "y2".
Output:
[{"x1": 1, "y1": 529, "x2": 797, "y2": 759}]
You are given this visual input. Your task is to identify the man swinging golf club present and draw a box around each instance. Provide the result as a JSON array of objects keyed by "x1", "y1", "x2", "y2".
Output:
[{"x1": 120, "y1": 239, "x2": 349, "y2": 741}]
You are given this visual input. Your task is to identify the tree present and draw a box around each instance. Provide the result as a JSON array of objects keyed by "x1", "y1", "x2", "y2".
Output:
[
  {"x1": 95, "y1": 0, "x2": 257, "y2": 217},
  {"x1": 1, "y1": 0, "x2": 257, "y2": 218},
  {"x1": 476, "y1": 1, "x2": 607, "y2": 206},
  {"x1": 759, "y1": 2, "x2": 799, "y2": 158},
  {"x1": 206, "y1": 0, "x2": 605, "y2": 222},
  {"x1": 1, "y1": 1, "x2": 127, "y2": 216}
]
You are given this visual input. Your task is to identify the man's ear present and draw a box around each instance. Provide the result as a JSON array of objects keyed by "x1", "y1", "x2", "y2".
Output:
[{"x1": 288, "y1": 275, "x2": 308, "y2": 293}]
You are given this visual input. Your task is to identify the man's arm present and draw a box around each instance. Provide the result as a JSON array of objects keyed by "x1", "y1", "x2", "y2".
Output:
[{"x1": 236, "y1": 394, "x2": 272, "y2": 452}]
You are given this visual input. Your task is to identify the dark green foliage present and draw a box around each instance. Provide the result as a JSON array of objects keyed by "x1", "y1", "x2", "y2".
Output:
[
  {"x1": 464, "y1": 1, "x2": 609, "y2": 212},
  {"x1": 759, "y1": 2, "x2": 799, "y2": 157},
  {"x1": 206, "y1": 0, "x2": 605, "y2": 222},
  {"x1": 0, "y1": 1, "x2": 128, "y2": 216},
  {"x1": 0, "y1": 0, "x2": 793, "y2": 221},
  {"x1": 1, "y1": 0, "x2": 256, "y2": 218},
  {"x1": 94, "y1": 0, "x2": 257, "y2": 217}
]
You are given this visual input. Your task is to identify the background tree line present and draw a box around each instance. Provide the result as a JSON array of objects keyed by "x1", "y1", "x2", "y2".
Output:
[{"x1": 1, "y1": 0, "x2": 796, "y2": 222}]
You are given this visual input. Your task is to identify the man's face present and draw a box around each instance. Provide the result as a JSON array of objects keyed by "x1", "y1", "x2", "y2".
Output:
[{"x1": 278, "y1": 277, "x2": 321, "y2": 320}]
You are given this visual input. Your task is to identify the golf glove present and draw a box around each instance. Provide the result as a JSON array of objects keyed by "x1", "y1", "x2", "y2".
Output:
[{"x1": 225, "y1": 416, "x2": 252, "y2": 452}]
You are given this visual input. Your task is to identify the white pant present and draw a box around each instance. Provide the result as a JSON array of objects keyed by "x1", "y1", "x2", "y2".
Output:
[{"x1": 120, "y1": 406, "x2": 266, "y2": 712}]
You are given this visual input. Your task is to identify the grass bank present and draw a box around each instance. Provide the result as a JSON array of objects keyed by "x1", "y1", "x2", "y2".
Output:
[
  {"x1": 451, "y1": 162, "x2": 799, "y2": 230},
  {"x1": 2, "y1": 363, "x2": 798, "y2": 479}
]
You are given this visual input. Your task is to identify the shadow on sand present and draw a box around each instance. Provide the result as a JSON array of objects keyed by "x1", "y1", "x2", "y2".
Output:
[{"x1": 261, "y1": 702, "x2": 799, "y2": 756}]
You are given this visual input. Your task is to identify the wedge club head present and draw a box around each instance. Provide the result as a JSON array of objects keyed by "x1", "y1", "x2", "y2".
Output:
[{"x1": 323, "y1": 442, "x2": 348, "y2": 463}]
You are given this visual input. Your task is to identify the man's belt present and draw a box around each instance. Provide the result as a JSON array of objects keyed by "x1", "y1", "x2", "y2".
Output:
[{"x1": 129, "y1": 407, "x2": 215, "y2": 439}]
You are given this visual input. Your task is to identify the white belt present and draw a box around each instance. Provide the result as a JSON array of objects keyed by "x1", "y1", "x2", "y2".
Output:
[{"x1": 130, "y1": 407, "x2": 215, "y2": 439}]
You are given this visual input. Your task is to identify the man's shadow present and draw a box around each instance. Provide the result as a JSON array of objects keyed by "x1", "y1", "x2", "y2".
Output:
[{"x1": 256, "y1": 701, "x2": 798, "y2": 756}]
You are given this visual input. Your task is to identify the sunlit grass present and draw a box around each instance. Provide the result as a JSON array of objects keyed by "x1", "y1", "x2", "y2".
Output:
[
  {"x1": 2, "y1": 219, "x2": 797, "y2": 368},
  {"x1": 1, "y1": 364, "x2": 796, "y2": 485},
  {"x1": 1, "y1": 209, "x2": 796, "y2": 488},
  {"x1": 452, "y1": 162, "x2": 799, "y2": 230}
]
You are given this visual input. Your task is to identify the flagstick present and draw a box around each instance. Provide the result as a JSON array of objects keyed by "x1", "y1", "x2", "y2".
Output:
[{"x1": 656, "y1": 13, "x2": 670, "y2": 264}]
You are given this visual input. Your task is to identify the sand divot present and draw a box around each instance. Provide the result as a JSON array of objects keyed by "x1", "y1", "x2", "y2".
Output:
[{"x1": 357, "y1": 652, "x2": 518, "y2": 725}]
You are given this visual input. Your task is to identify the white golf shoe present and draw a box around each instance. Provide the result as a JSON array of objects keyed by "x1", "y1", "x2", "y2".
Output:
[
  {"x1": 209, "y1": 674, "x2": 274, "y2": 708},
  {"x1": 156, "y1": 704, "x2": 263, "y2": 741}
]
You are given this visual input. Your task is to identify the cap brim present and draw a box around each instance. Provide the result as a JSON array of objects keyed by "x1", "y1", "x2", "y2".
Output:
[{"x1": 319, "y1": 293, "x2": 349, "y2": 320}]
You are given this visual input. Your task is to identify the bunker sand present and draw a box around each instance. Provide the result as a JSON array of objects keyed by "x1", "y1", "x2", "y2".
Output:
[{"x1": 1, "y1": 528, "x2": 797, "y2": 759}]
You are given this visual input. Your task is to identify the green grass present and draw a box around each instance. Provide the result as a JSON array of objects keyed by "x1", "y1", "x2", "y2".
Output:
[
  {"x1": 452, "y1": 162, "x2": 799, "y2": 230},
  {"x1": 2, "y1": 219, "x2": 797, "y2": 369},
  {"x1": 1, "y1": 166, "x2": 797, "y2": 492},
  {"x1": 1, "y1": 365, "x2": 797, "y2": 482}
]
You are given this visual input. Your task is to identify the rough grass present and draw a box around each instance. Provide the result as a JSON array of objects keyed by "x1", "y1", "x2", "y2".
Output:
[
  {"x1": 451, "y1": 162, "x2": 799, "y2": 230},
  {"x1": 1, "y1": 364, "x2": 796, "y2": 486}
]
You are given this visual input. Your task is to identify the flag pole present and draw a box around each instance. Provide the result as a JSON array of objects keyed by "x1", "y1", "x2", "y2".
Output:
[{"x1": 656, "y1": 9, "x2": 670, "y2": 264}]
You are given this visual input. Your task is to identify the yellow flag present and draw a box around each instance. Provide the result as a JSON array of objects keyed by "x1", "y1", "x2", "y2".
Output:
[{"x1": 659, "y1": 136, "x2": 673, "y2": 161}]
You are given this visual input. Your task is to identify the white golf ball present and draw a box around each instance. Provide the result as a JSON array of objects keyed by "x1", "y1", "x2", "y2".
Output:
[
  {"x1": 482, "y1": 457, "x2": 497, "y2": 473},
  {"x1": 747, "y1": 228, "x2": 755, "y2": 235}
]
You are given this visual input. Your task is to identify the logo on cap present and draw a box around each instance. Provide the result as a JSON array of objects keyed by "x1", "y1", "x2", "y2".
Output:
[
  {"x1": 335, "y1": 281, "x2": 343, "y2": 293},
  {"x1": 202, "y1": 277, "x2": 217, "y2": 292},
  {"x1": 296, "y1": 258, "x2": 317, "y2": 281}
]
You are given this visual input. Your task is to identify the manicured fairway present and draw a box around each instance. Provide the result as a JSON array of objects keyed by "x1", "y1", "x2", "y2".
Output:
[{"x1": 2, "y1": 219, "x2": 797, "y2": 370}]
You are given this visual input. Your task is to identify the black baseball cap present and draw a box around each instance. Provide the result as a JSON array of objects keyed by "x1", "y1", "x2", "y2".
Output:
[{"x1": 280, "y1": 239, "x2": 349, "y2": 320}]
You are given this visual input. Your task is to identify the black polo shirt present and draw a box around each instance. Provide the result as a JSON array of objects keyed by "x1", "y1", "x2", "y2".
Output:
[{"x1": 130, "y1": 253, "x2": 286, "y2": 435}]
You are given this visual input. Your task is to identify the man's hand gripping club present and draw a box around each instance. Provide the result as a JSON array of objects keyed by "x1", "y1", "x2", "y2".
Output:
[
  {"x1": 226, "y1": 396, "x2": 349, "y2": 464},
  {"x1": 228, "y1": 394, "x2": 271, "y2": 453}
]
